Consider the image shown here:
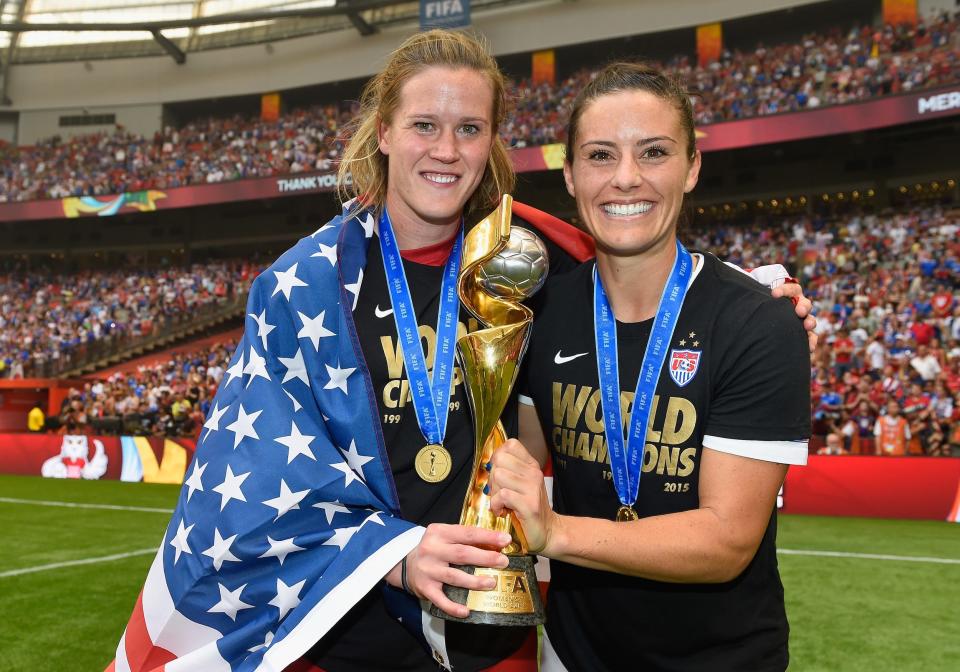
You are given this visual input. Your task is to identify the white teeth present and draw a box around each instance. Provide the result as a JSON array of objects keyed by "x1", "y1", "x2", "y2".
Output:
[
  {"x1": 424, "y1": 173, "x2": 458, "y2": 184},
  {"x1": 603, "y1": 202, "x2": 653, "y2": 216}
]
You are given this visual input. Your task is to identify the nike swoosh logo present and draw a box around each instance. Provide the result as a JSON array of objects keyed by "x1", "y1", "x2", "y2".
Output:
[
  {"x1": 555, "y1": 351, "x2": 589, "y2": 365},
  {"x1": 375, "y1": 305, "x2": 394, "y2": 318}
]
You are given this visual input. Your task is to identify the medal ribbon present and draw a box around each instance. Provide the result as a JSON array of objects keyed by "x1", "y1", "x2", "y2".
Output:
[
  {"x1": 378, "y1": 209, "x2": 463, "y2": 446},
  {"x1": 593, "y1": 240, "x2": 693, "y2": 511}
]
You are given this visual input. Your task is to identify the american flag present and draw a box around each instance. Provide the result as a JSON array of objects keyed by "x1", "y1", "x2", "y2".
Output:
[{"x1": 109, "y1": 203, "x2": 424, "y2": 672}]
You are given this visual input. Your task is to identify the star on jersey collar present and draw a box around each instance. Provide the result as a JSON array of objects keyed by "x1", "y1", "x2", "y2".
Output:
[
  {"x1": 311, "y1": 242, "x2": 338, "y2": 267},
  {"x1": 248, "y1": 309, "x2": 276, "y2": 351},
  {"x1": 297, "y1": 310, "x2": 336, "y2": 351},
  {"x1": 273, "y1": 263, "x2": 308, "y2": 301}
]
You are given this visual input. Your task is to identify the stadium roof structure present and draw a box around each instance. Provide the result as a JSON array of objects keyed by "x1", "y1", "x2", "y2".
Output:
[{"x1": 0, "y1": 0, "x2": 542, "y2": 64}]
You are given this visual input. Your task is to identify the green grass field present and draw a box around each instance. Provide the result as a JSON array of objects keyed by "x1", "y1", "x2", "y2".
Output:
[{"x1": 0, "y1": 474, "x2": 957, "y2": 671}]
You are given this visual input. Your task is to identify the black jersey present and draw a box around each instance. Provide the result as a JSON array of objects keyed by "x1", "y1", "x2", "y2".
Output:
[
  {"x1": 308, "y1": 217, "x2": 578, "y2": 672},
  {"x1": 520, "y1": 253, "x2": 810, "y2": 672}
]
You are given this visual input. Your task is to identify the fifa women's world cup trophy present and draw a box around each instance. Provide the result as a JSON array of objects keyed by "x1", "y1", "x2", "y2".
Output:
[{"x1": 428, "y1": 194, "x2": 548, "y2": 625}]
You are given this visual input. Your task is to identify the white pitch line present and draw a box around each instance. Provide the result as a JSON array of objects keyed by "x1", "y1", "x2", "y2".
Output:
[
  {"x1": 0, "y1": 548, "x2": 158, "y2": 578},
  {"x1": 779, "y1": 548, "x2": 960, "y2": 565},
  {"x1": 0, "y1": 496, "x2": 173, "y2": 514}
]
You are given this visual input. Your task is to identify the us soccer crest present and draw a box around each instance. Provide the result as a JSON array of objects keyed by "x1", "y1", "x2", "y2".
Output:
[{"x1": 669, "y1": 349, "x2": 701, "y2": 387}]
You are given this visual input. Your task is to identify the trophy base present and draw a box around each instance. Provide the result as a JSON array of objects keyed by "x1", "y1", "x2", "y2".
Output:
[{"x1": 427, "y1": 554, "x2": 545, "y2": 626}]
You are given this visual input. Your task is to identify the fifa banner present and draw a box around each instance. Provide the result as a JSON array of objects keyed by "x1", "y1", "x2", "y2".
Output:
[
  {"x1": 3, "y1": 84, "x2": 960, "y2": 224},
  {"x1": 420, "y1": 0, "x2": 470, "y2": 29},
  {"x1": 0, "y1": 433, "x2": 196, "y2": 484},
  {"x1": 780, "y1": 455, "x2": 960, "y2": 523}
]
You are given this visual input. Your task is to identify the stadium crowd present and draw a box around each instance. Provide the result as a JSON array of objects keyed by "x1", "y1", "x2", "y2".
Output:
[
  {"x1": 0, "y1": 261, "x2": 256, "y2": 379},
  {"x1": 0, "y1": 13, "x2": 957, "y2": 201},
  {"x1": 689, "y1": 203, "x2": 960, "y2": 457},
  {"x1": 50, "y1": 339, "x2": 235, "y2": 438}
]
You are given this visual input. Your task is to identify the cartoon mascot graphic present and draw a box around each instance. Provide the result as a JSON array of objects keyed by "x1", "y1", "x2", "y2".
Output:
[{"x1": 41, "y1": 434, "x2": 109, "y2": 480}]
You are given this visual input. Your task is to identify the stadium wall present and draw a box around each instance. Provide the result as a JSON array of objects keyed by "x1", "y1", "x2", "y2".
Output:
[
  {"x1": 0, "y1": 111, "x2": 16, "y2": 144},
  {"x1": 17, "y1": 103, "x2": 164, "y2": 145},
  {"x1": 4, "y1": 0, "x2": 825, "y2": 112}
]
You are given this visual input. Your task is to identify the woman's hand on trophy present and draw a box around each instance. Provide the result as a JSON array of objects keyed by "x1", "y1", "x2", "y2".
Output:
[
  {"x1": 402, "y1": 523, "x2": 512, "y2": 618},
  {"x1": 488, "y1": 439, "x2": 557, "y2": 555}
]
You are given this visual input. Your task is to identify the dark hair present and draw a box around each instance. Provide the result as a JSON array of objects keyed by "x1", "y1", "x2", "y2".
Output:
[{"x1": 564, "y1": 62, "x2": 696, "y2": 163}]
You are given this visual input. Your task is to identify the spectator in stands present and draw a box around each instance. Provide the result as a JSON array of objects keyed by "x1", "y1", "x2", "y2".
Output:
[
  {"x1": 875, "y1": 399, "x2": 911, "y2": 455},
  {"x1": 817, "y1": 432, "x2": 849, "y2": 455}
]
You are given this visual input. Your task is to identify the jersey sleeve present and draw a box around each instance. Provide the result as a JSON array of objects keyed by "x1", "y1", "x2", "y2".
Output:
[{"x1": 703, "y1": 297, "x2": 811, "y2": 465}]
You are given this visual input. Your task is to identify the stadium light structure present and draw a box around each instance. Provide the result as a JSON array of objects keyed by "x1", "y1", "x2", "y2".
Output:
[{"x1": 151, "y1": 30, "x2": 186, "y2": 65}]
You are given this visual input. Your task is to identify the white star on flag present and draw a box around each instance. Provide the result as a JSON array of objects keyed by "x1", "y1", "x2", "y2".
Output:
[
  {"x1": 184, "y1": 460, "x2": 207, "y2": 502},
  {"x1": 262, "y1": 479, "x2": 310, "y2": 520},
  {"x1": 339, "y1": 440, "x2": 373, "y2": 481},
  {"x1": 297, "y1": 310, "x2": 336, "y2": 351},
  {"x1": 330, "y1": 461, "x2": 362, "y2": 488},
  {"x1": 269, "y1": 578, "x2": 306, "y2": 620},
  {"x1": 243, "y1": 346, "x2": 271, "y2": 388},
  {"x1": 212, "y1": 465, "x2": 250, "y2": 511},
  {"x1": 169, "y1": 519, "x2": 194, "y2": 564},
  {"x1": 344, "y1": 269, "x2": 363, "y2": 311},
  {"x1": 360, "y1": 212, "x2": 375, "y2": 238},
  {"x1": 201, "y1": 402, "x2": 228, "y2": 443},
  {"x1": 224, "y1": 351, "x2": 245, "y2": 386},
  {"x1": 202, "y1": 528, "x2": 241, "y2": 572},
  {"x1": 208, "y1": 582, "x2": 254, "y2": 621},
  {"x1": 313, "y1": 500, "x2": 350, "y2": 524},
  {"x1": 248, "y1": 309, "x2": 277, "y2": 351},
  {"x1": 275, "y1": 421, "x2": 316, "y2": 464},
  {"x1": 248, "y1": 631, "x2": 274, "y2": 653},
  {"x1": 323, "y1": 525, "x2": 360, "y2": 551},
  {"x1": 225, "y1": 404, "x2": 262, "y2": 449},
  {"x1": 361, "y1": 510, "x2": 387, "y2": 528},
  {"x1": 284, "y1": 389, "x2": 303, "y2": 413},
  {"x1": 273, "y1": 262, "x2": 308, "y2": 300},
  {"x1": 311, "y1": 242, "x2": 338, "y2": 266},
  {"x1": 259, "y1": 535, "x2": 306, "y2": 566},
  {"x1": 324, "y1": 362, "x2": 356, "y2": 394},
  {"x1": 278, "y1": 348, "x2": 310, "y2": 386}
]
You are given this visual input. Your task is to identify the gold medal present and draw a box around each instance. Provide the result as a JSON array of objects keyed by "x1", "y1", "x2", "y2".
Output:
[
  {"x1": 415, "y1": 444, "x2": 452, "y2": 483},
  {"x1": 616, "y1": 505, "x2": 638, "y2": 522}
]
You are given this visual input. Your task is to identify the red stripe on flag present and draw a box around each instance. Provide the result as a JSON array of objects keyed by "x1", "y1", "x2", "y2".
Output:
[{"x1": 123, "y1": 589, "x2": 175, "y2": 672}]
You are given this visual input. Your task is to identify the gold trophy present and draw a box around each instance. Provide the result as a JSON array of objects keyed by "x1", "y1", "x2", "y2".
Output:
[{"x1": 428, "y1": 194, "x2": 548, "y2": 625}]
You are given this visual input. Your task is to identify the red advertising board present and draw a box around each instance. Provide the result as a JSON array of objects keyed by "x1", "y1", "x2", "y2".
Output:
[
  {"x1": 781, "y1": 455, "x2": 960, "y2": 522},
  {"x1": 1, "y1": 85, "x2": 958, "y2": 223}
]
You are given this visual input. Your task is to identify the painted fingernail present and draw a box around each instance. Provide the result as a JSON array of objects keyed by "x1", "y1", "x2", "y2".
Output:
[
  {"x1": 485, "y1": 461, "x2": 492, "y2": 471},
  {"x1": 483, "y1": 484, "x2": 490, "y2": 495}
]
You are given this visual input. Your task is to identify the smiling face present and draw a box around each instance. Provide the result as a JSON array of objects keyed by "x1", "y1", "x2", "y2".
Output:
[
  {"x1": 378, "y1": 66, "x2": 495, "y2": 235},
  {"x1": 563, "y1": 89, "x2": 700, "y2": 259}
]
